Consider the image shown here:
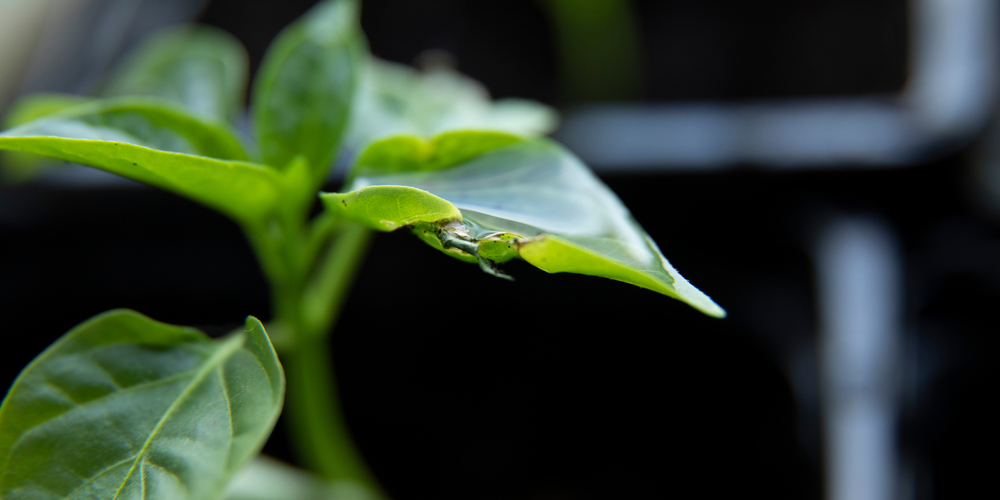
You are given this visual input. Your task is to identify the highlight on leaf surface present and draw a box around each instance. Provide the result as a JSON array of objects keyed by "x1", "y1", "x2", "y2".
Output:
[
  {"x1": 323, "y1": 133, "x2": 725, "y2": 317},
  {"x1": 0, "y1": 310, "x2": 284, "y2": 500}
]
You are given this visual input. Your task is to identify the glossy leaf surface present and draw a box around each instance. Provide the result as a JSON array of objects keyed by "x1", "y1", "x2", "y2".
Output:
[
  {"x1": 323, "y1": 135, "x2": 725, "y2": 317},
  {"x1": 252, "y1": 0, "x2": 364, "y2": 182},
  {"x1": 102, "y1": 26, "x2": 249, "y2": 124},
  {"x1": 0, "y1": 110, "x2": 281, "y2": 225},
  {"x1": 0, "y1": 310, "x2": 284, "y2": 500},
  {"x1": 349, "y1": 58, "x2": 558, "y2": 147}
]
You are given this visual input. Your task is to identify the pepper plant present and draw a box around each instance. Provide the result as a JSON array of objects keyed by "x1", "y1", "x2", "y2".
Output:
[{"x1": 0, "y1": 1, "x2": 724, "y2": 499}]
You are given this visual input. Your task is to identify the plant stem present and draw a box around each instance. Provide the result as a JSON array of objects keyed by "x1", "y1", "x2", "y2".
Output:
[
  {"x1": 273, "y1": 222, "x2": 380, "y2": 490},
  {"x1": 284, "y1": 331, "x2": 380, "y2": 488}
]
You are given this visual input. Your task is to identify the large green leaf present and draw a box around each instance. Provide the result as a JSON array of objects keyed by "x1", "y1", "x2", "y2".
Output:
[
  {"x1": 348, "y1": 58, "x2": 558, "y2": 148},
  {"x1": 252, "y1": 0, "x2": 364, "y2": 183},
  {"x1": 0, "y1": 113, "x2": 282, "y2": 225},
  {"x1": 101, "y1": 25, "x2": 249, "y2": 124},
  {"x1": 322, "y1": 134, "x2": 725, "y2": 317},
  {"x1": 0, "y1": 310, "x2": 284, "y2": 500}
]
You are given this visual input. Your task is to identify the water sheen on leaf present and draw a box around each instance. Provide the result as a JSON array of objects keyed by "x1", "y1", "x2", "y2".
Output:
[
  {"x1": 322, "y1": 135, "x2": 725, "y2": 317},
  {"x1": 0, "y1": 310, "x2": 284, "y2": 500}
]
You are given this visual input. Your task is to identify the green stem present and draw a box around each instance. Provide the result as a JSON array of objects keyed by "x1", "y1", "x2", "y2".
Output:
[
  {"x1": 275, "y1": 222, "x2": 379, "y2": 489},
  {"x1": 246, "y1": 208, "x2": 379, "y2": 490},
  {"x1": 301, "y1": 223, "x2": 373, "y2": 338},
  {"x1": 284, "y1": 332, "x2": 379, "y2": 488}
]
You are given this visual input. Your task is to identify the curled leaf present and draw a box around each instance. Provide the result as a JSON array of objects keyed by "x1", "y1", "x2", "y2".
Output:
[{"x1": 322, "y1": 133, "x2": 725, "y2": 317}]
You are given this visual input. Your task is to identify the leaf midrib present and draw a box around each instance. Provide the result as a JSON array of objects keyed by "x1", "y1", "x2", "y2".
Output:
[
  {"x1": 110, "y1": 333, "x2": 245, "y2": 500},
  {"x1": 12, "y1": 367, "x2": 197, "y2": 443}
]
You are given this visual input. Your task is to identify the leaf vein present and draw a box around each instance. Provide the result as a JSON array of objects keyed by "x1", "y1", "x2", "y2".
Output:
[
  {"x1": 110, "y1": 334, "x2": 244, "y2": 500},
  {"x1": 218, "y1": 364, "x2": 236, "y2": 469},
  {"x1": 9, "y1": 370, "x2": 199, "y2": 453}
]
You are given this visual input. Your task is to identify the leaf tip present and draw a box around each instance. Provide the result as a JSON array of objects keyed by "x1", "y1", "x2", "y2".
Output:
[{"x1": 667, "y1": 273, "x2": 727, "y2": 318}]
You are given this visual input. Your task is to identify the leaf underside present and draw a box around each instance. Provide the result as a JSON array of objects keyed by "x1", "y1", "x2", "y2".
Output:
[
  {"x1": 0, "y1": 310, "x2": 284, "y2": 500},
  {"x1": 323, "y1": 134, "x2": 725, "y2": 317}
]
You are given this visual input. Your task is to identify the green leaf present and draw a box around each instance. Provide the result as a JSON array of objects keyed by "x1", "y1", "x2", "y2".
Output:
[
  {"x1": 0, "y1": 310, "x2": 284, "y2": 500},
  {"x1": 1, "y1": 94, "x2": 93, "y2": 183},
  {"x1": 323, "y1": 186, "x2": 460, "y2": 232},
  {"x1": 252, "y1": 0, "x2": 364, "y2": 183},
  {"x1": 348, "y1": 58, "x2": 559, "y2": 147},
  {"x1": 2, "y1": 94, "x2": 92, "y2": 129},
  {"x1": 3, "y1": 96, "x2": 249, "y2": 161},
  {"x1": 321, "y1": 135, "x2": 725, "y2": 317},
  {"x1": 0, "y1": 124, "x2": 280, "y2": 226},
  {"x1": 101, "y1": 25, "x2": 250, "y2": 124},
  {"x1": 351, "y1": 131, "x2": 521, "y2": 177}
]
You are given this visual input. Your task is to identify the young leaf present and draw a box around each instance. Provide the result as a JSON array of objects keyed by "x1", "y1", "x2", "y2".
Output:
[
  {"x1": 0, "y1": 126, "x2": 280, "y2": 226},
  {"x1": 252, "y1": 0, "x2": 364, "y2": 183},
  {"x1": 349, "y1": 58, "x2": 558, "y2": 147},
  {"x1": 101, "y1": 25, "x2": 250, "y2": 124},
  {"x1": 322, "y1": 134, "x2": 725, "y2": 317},
  {"x1": 0, "y1": 310, "x2": 284, "y2": 500}
]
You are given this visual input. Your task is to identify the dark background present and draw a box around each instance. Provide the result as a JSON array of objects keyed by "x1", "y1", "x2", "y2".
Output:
[{"x1": 2, "y1": 1, "x2": 996, "y2": 499}]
